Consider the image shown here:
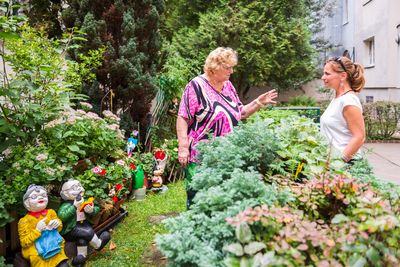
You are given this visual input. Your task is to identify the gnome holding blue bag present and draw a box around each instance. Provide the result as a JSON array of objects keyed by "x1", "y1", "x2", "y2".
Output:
[{"x1": 18, "y1": 184, "x2": 69, "y2": 267}]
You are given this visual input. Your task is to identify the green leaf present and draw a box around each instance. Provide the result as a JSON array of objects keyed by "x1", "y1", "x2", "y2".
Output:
[
  {"x1": 67, "y1": 145, "x2": 80, "y2": 152},
  {"x1": 366, "y1": 247, "x2": 380, "y2": 264},
  {"x1": 0, "y1": 31, "x2": 20, "y2": 40},
  {"x1": 223, "y1": 243, "x2": 244, "y2": 257},
  {"x1": 236, "y1": 223, "x2": 252, "y2": 244},
  {"x1": 243, "y1": 242, "x2": 266, "y2": 255},
  {"x1": 331, "y1": 214, "x2": 349, "y2": 224},
  {"x1": 349, "y1": 255, "x2": 367, "y2": 267},
  {"x1": 224, "y1": 257, "x2": 241, "y2": 267}
]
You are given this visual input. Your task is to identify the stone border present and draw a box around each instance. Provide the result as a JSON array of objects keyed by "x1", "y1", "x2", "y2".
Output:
[{"x1": 366, "y1": 139, "x2": 400, "y2": 143}]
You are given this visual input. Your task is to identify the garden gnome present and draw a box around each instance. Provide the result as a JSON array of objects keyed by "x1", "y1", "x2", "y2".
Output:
[
  {"x1": 151, "y1": 169, "x2": 163, "y2": 188},
  {"x1": 18, "y1": 184, "x2": 69, "y2": 267},
  {"x1": 154, "y1": 150, "x2": 167, "y2": 174},
  {"x1": 58, "y1": 179, "x2": 111, "y2": 267}
]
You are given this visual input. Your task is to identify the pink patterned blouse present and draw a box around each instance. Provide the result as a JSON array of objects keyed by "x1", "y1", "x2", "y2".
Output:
[{"x1": 178, "y1": 75, "x2": 243, "y2": 162}]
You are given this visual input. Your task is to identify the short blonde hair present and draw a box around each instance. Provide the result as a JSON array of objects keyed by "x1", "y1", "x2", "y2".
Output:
[{"x1": 203, "y1": 47, "x2": 238, "y2": 75}]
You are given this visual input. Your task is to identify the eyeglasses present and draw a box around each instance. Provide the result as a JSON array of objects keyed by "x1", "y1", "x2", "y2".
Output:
[
  {"x1": 70, "y1": 184, "x2": 82, "y2": 191},
  {"x1": 29, "y1": 193, "x2": 47, "y2": 200},
  {"x1": 330, "y1": 57, "x2": 354, "y2": 86},
  {"x1": 221, "y1": 64, "x2": 234, "y2": 70}
]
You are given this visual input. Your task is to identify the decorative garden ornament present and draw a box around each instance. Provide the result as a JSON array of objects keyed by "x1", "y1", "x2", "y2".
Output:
[
  {"x1": 151, "y1": 169, "x2": 163, "y2": 188},
  {"x1": 127, "y1": 137, "x2": 138, "y2": 158},
  {"x1": 58, "y1": 180, "x2": 111, "y2": 267},
  {"x1": 154, "y1": 150, "x2": 168, "y2": 174},
  {"x1": 18, "y1": 185, "x2": 69, "y2": 267}
]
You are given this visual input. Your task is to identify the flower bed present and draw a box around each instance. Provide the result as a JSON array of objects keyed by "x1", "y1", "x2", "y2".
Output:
[{"x1": 156, "y1": 113, "x2": 400, "y2": 266}]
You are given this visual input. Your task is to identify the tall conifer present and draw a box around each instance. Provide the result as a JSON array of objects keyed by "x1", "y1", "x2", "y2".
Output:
[{"x1": 62, "y1": 0, "x2": 165, "y2": 134}]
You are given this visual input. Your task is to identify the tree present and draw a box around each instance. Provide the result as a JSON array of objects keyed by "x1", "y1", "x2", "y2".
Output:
[
  {"x1": 62, "y1": 0, "x2": 165, "y2": 136},
  {"x1": 160, "y1": 0, "x2": 322, "y2": 100},
  {"x1": 22, "y1": 0, "x2": 64, "y2": 38}
]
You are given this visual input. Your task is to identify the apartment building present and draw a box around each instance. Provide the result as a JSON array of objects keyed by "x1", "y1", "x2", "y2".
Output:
[{"x1": 323, "y1": 0, "x2": 400, "y2": 102}]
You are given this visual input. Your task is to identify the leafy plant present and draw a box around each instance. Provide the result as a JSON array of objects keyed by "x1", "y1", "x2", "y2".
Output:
[
  {"x1": 156, "y1": 119, "x2": 292, "y2": 266},
  {"x1": 286, "y1": 95, "x2": 317, "y2": 107},
  {"x1": 76, "y1": 166, "x2": 109, "y2": 200},
  {"x1": 363, "y1": 101, "x2": 400, "y2": 140},
  {"x1": 42, "y1": 107, "x2": 125, "y2": 162},
  {"x1": 140, "y1": 152, "x2": 155, "y2": 175},
  {"x1": 268, "y1": 115, "x2": 346, "y2": 180},
  {"x1": 0, "y1": 21, "x2": 102, "y2": 152}
]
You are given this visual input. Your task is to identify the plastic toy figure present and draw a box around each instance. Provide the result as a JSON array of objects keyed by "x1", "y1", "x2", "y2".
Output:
[
  {"x1": 58, "y1": 180, "x2": 110, "y2": 267},
  {"x1": 127, "y1": 137, "x2": 138, "y2": 158},
  {"x1": 18, "y1": 185, "x2": 69, "y2": 267}
]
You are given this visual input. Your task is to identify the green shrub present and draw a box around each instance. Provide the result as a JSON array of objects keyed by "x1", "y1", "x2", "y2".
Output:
[
  {"x1": 286, "y1": 95, "x2": 317, "y2": 107},
  {"x1": 363, "y1": 101, "x2": 400, "y2": 140},
  {"x1": 246, "y1": 108, "x2": 299, "y2": 125},
  {"x1": 156, "y1": 119, "x2": 293, "y2": 266}
]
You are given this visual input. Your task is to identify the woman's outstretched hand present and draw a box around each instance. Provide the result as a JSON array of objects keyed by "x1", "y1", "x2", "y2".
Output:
[{"x1": 257, "y1": 89, "x2": 278, "y2": 106}]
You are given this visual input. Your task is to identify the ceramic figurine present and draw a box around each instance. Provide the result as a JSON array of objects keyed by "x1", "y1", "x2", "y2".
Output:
[
  {"x1": 58, "y1": 180, "x2": 111, "y2": 267},
  {"x1": 18, "y1": 185, "x2": 69, "y2": 267},
  {"x1": 151, "y1": 169, "x2": 163, "y2": 188},
  {"x1": 153, "y1": 150, "x2": 167, "y2": 175}
]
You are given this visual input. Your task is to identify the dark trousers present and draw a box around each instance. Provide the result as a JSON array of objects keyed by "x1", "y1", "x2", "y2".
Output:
[
  {"x1": 185, "y1": 163, "x2": 198, "y2": 209},
  {"x1": 186, "y1": 189, "x2": 197, "y2": 209}
]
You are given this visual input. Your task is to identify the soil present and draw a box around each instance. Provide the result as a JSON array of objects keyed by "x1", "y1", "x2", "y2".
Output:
[
  {"x1": 140, "y1": 242, "x2": 167, "y2": 267},
  {"x1": 139, "y1": 212, "x2": 180, "y2": 266},
  {"x1": 147, "y1": 211, "x2": 180, "y2": 224}
]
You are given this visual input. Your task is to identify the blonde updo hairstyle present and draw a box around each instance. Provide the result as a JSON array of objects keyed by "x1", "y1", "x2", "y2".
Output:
[
  {"x1": 204, "y1": 47, "x2": 238, "y2": 75},
  {"x1": 326, "y1": 57, "x2": 365, "y2": 92}
]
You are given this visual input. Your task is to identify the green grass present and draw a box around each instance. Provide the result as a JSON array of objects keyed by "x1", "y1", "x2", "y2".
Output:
[{"x1": 86, "y1": 180, "x2": 186, "y2": 267}]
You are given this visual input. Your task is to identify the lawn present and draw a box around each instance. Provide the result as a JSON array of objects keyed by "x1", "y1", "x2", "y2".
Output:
[{"x1": 86, "y1": 180, "x2": 186, "y2": 267}]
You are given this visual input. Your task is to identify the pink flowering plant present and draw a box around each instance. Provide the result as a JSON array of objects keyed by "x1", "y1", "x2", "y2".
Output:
[
  {"x1": 42, "y1": 107, "x2": 125, "y2": 163},
  {"x1": 106, "y1": 160, "x2": 132, "y2": 195},
  {"x1": 223, "y1": 174, "x2": 400, "y2": 267},
  {"x1": 75, "y1": 160, "x2": 132, "y2": 201},
  {"x1": 76, "y1": 165, "x2": 109, "y2": 199}
]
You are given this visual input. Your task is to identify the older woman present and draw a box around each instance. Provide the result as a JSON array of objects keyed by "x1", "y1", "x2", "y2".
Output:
[
  {"x1": 320, "y1": 56, "x2": 366, "y2": 163},
  {"x1": 177, "y1": 47, "x2": 278, "y2": 207}
]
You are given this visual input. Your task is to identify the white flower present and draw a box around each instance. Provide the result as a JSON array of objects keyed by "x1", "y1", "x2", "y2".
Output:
[
  {"x1": 44, "y1": 118, "x2": 65, "y2": 128},
  {"x1": 36, "y1": 153, "x2": 48, "y2": 161},
  {"x1": 102, "y1": 110, "x2": 120, "y2": 122},
  {"x1": 85, "y1": 112, "x2": 101, "y2": 120},
  {"x1": 116, "y1": 160, "x2": 125, "y2": 166},
  {"x1": 80, "y1": 102, "x2": 93, "y2": 110},
  {"x1": 45, "y1": 168, "x2": 55, "y2": 176},
  {"x1": 1, "y1": 147, "x2": 12, "y2": 158}
]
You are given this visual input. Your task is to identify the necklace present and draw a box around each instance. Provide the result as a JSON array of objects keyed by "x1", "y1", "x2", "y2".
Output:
[{"x1": 338, "y1": 89, "x2": 353, "y2": 98}]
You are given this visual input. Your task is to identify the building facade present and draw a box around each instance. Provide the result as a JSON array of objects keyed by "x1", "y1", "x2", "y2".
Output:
[{"x1": 323, "y1": 0, "x2": 400, "y2": 103}]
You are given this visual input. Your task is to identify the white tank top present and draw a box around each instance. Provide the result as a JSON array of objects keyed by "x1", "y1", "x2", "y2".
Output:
[{"x1": 320, "y1": 93, "x2": 363, "y2": 155}]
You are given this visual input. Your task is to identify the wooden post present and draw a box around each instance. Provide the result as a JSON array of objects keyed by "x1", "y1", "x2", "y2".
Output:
[{"x1": 0, "y1": 226, "x2": 6, "y2": 257}]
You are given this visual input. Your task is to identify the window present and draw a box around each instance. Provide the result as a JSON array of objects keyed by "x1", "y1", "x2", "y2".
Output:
[
  {"x1": 343, "y1": 0, "x2": 349, "y2": 24},
  {"x1": 366, "y1": 96, "x2": 374, "y2": 103},
  {"x1": 364, "y1": 37, "x2": 375, "y2": 67}
]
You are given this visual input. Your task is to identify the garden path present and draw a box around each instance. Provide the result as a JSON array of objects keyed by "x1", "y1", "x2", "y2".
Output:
[{"x1": 363, "y1": 143, "x2": 400, "y2": 184}]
